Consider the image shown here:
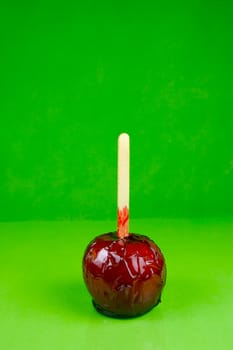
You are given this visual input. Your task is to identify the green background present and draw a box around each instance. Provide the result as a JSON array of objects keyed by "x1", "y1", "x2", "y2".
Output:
[
  {"x1": 0, "y1": 1, "x2": 233, "y2": 350},
  {"x1": 0, "y1": 0, "x2": 233, "y2": 220}
]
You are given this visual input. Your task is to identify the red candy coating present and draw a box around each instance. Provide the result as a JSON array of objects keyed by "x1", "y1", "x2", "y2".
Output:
[
  {"x1": 82, "y1": 232, "x2": 166, "y2": 318},
  {"x1": 117, "y1": 206, "x2": 129, "y2": 238}
]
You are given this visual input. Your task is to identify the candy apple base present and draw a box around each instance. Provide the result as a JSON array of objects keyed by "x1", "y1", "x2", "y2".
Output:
[{"x1": 92, "y1": 295, "x2": 161, "y2": 319}]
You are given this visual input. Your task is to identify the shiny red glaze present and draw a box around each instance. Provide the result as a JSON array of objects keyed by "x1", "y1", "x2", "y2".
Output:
[{"x1": 83, "y1": 232, "x2": 166, "y2": 318}]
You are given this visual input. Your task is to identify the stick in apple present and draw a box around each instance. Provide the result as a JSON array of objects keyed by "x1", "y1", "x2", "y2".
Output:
[{"x1": 117, "y1": 133, "x2": 130, "y2": 239}]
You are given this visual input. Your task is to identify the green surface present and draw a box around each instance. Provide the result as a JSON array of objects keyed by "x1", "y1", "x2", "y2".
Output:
[
  {"x1": 0, "y1": 1, "x2": 233, "y2": 220},
  {"x1": 0, "y1": 219, "x2": 232, "y2": 350}
]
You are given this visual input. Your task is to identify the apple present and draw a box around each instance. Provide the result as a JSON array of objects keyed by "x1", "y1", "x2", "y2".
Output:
[{"x1": 82, "y1": 232, "x2": 166, "y2": 318}]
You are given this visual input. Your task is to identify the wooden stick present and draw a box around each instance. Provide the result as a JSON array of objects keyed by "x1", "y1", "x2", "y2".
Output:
[{"x1": 117, "y1": 133, "x2": 130, "y2": 239}]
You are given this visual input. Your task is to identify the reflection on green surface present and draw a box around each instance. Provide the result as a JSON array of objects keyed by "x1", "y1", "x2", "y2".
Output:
[{"x1": 0, "y1": 219, "x2": 232, "y2": 350}]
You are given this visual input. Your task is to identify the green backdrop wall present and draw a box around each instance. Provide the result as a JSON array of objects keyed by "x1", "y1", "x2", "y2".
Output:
[{"x1": 0, "y1": 1, "x2": 233, "y2": 221}]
